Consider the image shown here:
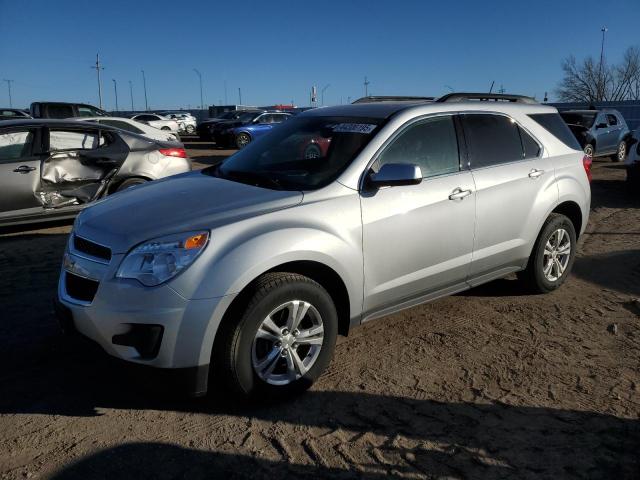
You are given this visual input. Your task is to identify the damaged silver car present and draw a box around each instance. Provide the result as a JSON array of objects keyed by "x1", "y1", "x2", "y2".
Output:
[{"x1": 0, "y1": 119, "x2": 192, "y2": 227}]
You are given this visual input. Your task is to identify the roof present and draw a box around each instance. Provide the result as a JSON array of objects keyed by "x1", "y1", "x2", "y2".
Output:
[
  {"x1": 0, "y1": 118, "x2": 119, "y2": 130},
  {"x1": 302, "y1": 102, "x2": 422, "y2": 119}
]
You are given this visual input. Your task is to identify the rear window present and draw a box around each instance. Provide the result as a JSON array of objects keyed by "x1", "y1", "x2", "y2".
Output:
[{"x1": 529, "y1": 113, "x2": 581, "y2": 150}]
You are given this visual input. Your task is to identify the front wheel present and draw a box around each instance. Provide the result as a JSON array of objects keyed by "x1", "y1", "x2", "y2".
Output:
[
  {"x1": 612, "y1": 141, "x2": 626, "y2": 162},
  {"x1": 213, "y1": 273, "x2": 338, "y2": 399},
  {"x1": 517, "y1": 213, "x2": 577, "y2": 293},
  {"x1": 115, "y1": 178, "x2": 147, "y2": 192},
  {"x1": 186, "y1": 124, "x2": 196, "y2": 134},
  {"x1": 236, "y1": 132, "x2": 251, "y2": 149}
]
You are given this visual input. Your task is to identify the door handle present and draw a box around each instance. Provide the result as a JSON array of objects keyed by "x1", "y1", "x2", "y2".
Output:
[
  {"x1": 528, "y1": 169, "x2": 544, "y2": 179},
  {"x1": 13, "y1": 165, "x2": 36, "y2": 174},
  {"x1": 448, "y1": 188, "x2": 472, "y2": 201}
]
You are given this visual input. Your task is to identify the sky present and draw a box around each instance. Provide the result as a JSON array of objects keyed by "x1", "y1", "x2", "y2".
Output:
[{"x1": 1, "y1": 0, "x2": 639, "y2": 110}]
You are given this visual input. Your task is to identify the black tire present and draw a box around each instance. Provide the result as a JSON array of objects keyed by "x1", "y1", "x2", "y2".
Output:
[
  {"x1": 186, "y1": 125, "x2": 196, "y2": 134},
  {"x1": 161, "y1": 126, "x2": 171, "y2": 131},
  {"x1": 517, "y1": 213, "x2": 577, "y2": 294},
  {"x1": 115, "y1": 178, "x2": 147, "y2": 192},
  {"x1": 583, "y1": 143, "x2": 594, "y2": 158},
  {"x1": 611, "y1": 141, "x2": 626, "y2": 162},
  {"x1": 213, "y1": 272, "x2": 338, "y2": 400},
  {"x1": 303, "y1": 143, "x2": 322, "y2": 159}
]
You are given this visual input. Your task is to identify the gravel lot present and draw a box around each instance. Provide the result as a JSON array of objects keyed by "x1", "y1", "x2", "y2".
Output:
[{"x1": 0, "y1": 142, "x2": 639, "y2": 479}]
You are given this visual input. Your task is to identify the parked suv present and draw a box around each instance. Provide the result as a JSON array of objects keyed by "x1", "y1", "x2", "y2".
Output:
[
  {"x1": 55, "y1": 93, "x2": 591, "y2": 399},
  {"x1": 560, "y1": 109, "x2": 630, "y2": 161}
]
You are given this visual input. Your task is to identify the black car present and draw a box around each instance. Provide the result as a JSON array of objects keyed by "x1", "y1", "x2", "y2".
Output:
[
  {"x1": 196, "y1": 110, "x2": 263, "y2": 141},
  {"x1": 29, "y1": 102, "x2": 108, "y2": 119}
]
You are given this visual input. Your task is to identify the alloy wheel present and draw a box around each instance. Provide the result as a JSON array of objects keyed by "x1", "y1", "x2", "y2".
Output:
[
  {"x1": 236, "y1": 133, "x2": 251, "y2": 149},
  {"x1": 251, "y1": 300, "x2": 324, "y2": 385},
  {"x1": 542, "y1": 228, "x2": 571, "y2": 282},
  {"x1": 617, "y1": 142, "x2": 626, "y2": 161}
]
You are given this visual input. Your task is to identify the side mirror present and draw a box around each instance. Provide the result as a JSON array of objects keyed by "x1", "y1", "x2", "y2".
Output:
[
  {"x1": 368, "y1": 163, "x2": 422, "y2": 188},
  {"x1": 596, "y1": 122, "x2": 608, "y2": 129}
]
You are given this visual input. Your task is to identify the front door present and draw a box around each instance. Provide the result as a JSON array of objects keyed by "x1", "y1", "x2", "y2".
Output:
[{"x1": 361, "y1": 114, "x2": 476, "y2": 315}]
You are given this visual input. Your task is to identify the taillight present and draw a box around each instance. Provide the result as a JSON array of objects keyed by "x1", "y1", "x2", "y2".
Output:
[
  {"x1": 159, "y1": 147, "x2": 187, "y2": 158},
  {"x1": 582, "y1": 155, "x2": 592, "y2": 182}
]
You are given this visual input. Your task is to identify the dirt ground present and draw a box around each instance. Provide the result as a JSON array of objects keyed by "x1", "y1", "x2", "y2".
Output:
[{"x1": 0, "y1": 143, "x2": 638, "y2": 479}]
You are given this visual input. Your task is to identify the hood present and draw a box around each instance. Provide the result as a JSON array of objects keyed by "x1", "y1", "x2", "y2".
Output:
[{"x1": 75, "y1": 171, "x2": 303, "y2": 253}]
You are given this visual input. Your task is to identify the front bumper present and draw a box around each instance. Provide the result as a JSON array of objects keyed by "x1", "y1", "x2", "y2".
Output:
[{"x1": 56, "y1": 239, "x2": 237, "y2": 393}]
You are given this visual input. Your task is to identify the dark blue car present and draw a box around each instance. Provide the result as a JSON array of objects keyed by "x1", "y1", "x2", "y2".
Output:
[{"x1": 231, "y1": 112, "x2": 292, "y2": 149}]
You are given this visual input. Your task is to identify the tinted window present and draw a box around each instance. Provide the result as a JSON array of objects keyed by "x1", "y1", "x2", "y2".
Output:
[
  {"x1": 606, "y1": 114, "x2": 618, "y2": 126},
  {"x1": 559, "y1": 112, "x2": 596, "y2": 128},
  {"x1": 462, "y1": 114, "x2": 523, "y2": 168},
  {"x1": 377, "y1": 115, "x2": 459, "y2": 178},
  {"x1": 529, "y1": 113, "x2": 581, "y2": 150},
  {"x1": 134, "y1": 115, "x2": 154, "y2": 121},
  {"x1": 47, "y1": 104, "x2": 74, "y2": 119},
  {"x1": 0, "y1": 130, "x2": 34, "y2": 161},
  {"x1": 518, "y1": 127, "x2": 541, "y2": 159},
  {"x1": 77, "y1": 106, "x2": 96, "y2": 117},
  {"x1": 100, "y1": 119, "x2": 143, "y2": 134}
]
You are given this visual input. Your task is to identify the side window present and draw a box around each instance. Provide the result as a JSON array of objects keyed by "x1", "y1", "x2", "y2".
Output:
[
  {"x1": 77, "y1": 106, "x2": 95, "y2": 117},
  {"x1": 596, "y1": 114, "x2": 608, "y2": 128},
  {"x1": 462, "y1": 114, "x2": 523, "y2": 168},
  {"x1": 47, "y1": 104, "x2": 74, "y2": 119},
  {"x1": 377, "y1": 115, "x2": 460, "y2": 178},
  {"x1": 606, "y1": 114, "x2": 618, "y2": 126},
  {"x1": 0, "y1": 130, "x2": 34, "y2": 162},
  {"x1": 518, "y1": 127, "x2": 541, "y2": 159},
  {"x1": 257, "y1": 114, "x2": 270, "y2": 124},
  {"x1": 49, "y1": 129, "x2": 101, "y2": 151},
  {"x1": 101, "y1": 120, "x2": 143, "y2": 134}
]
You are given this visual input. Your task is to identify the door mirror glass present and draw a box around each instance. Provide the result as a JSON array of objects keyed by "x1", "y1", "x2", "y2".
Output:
[{"x1": 368, "y1": 163, "x2": 422, "y2": 188}]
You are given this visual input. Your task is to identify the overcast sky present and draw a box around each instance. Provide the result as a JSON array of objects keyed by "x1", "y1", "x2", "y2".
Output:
[{"x1": 1, "y1": 0, "x2": 639, "y2": 109}]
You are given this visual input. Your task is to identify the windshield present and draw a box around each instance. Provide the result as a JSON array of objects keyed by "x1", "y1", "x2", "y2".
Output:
[
  {"x1": 560, "y1": 112, "x2": 596, "y2": 128},
  {"x1": 238, "y1": 111, "x2": 261, "y2": 122},
  {"x1": 204, "y1": 116, "x2": 383, "y2": 191}
]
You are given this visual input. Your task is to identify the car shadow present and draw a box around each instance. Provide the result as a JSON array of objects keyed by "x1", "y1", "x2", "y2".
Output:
[
  {"x1": 572, "y1": 249, "x2": 640, "y2": 297},
  {"x1": 589, "y1": 178, "x2": 640, "y2": 209}
]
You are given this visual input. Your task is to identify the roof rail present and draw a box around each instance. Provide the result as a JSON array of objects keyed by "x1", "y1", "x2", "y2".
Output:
[
  {"x1": 352, "y1": 96, "x2": 435, "y2": 104},
  {"x1": 436, "y1": 92, "x2": 537, "y2": 104}
]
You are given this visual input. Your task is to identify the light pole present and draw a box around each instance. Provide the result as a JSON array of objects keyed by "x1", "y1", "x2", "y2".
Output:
[
  {"x1": 128, "y1": 80, "x2": 134, "y2": 111},
  {"x1": 2, "y1": 79, "x2": 13, "y2": 107},
  {"x1": 112, "y1": 79, "x2": 119, "y2": 112},
  {"x1": 141, "y1": 69, "x2": 148, "y2": 111},
  {"x1": 91, "y1": 53, "x2": 104, "y2": 109},
  {"x1": 598, "y1": 26, "x2": 608, "y2": 100},
  {"x1": 364, "y1": 76, "x2": 370, "y2": 97},
  {"x1": 238, "y1": 87, "x2": 242, "y2": 105},
  {"x1": 321, "y1": 83, "x2": 330, "y2": 106},
  {"x1": 193, "y1": 68, "x2": 203, "y2": 110}
]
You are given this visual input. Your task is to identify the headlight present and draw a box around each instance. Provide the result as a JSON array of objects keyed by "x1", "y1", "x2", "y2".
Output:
[{"x1": 116, "y1": 231, "x2": 209, "y2": 286}]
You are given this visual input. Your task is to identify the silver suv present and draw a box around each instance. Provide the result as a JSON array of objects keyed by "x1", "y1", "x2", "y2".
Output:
[{"x1": 55, "y1": 93, "x2": 591, "y2": 399}]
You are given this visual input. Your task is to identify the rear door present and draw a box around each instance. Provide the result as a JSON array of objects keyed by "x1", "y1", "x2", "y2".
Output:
[
  {"x1": 0, "y1": 127, "x2": 43, "y2": 217},
  {"x1": 461, "y1": 113, "x2": 555, "y2": 282},
  {"x1": 37, "y1": 126, "x2": 129, "y2": 208}
]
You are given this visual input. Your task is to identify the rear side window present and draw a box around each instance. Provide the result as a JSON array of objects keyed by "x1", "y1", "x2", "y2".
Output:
[
  {"x1": 461, "y1": 114, "x2": 523, "y2": 168},
  {"x1": 528, "y1": 113, "x2": 581, "y2": 150},
  {"x1": 606, "y1": 114, "x2": 618, "y2": 126},
  {"x1": 49, "y1": 129, "x2": 108, "y2": 151},
  {"x1": 377, "y1": 115, "x2": 460, "y2": 178},
  {"x1": 47, "y1": 104, "x2": 74, "y2": 119},
  {"x1": 518, "y1": 127, "x2": 541, "y2": 159}
]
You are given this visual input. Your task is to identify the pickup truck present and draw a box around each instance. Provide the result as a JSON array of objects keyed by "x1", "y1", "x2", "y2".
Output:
[{"x1": 29, "y1": 102, "x2": 108, "y2": 119}]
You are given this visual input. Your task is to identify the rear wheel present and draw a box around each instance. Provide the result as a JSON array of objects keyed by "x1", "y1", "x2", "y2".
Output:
[
  {"x1": 213, "y1": 273, "x2": 338, "y2": 399},
  {"x1": 517, "y1": 213, "x2": 577, "y2": 293},
  {"x1": 612, "y1": 141, "x2": 626, "y2": 162}
]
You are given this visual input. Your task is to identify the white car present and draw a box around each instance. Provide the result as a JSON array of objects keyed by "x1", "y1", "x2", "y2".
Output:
[
  {"x1": 70, "y1": 117, "x2": 181, "y2": 143},
  {"x1": 131, "y1": 113, "x2": 180, "y2": 133},
  {"x1": 161, "y1": 112, "x2": 197, "y2": 134}
]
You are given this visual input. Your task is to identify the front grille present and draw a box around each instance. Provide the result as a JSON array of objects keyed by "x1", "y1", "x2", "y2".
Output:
[
  {"x1": 65, "y1": 272, "x2": 99, "y2": 303},
  {"x1": 73, "y1": 235, "x2": 111, "y2": 262}
]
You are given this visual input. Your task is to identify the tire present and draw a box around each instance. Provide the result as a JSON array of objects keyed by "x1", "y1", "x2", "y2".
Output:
[
  {"x1": 213, "y1": 272, "x2": 338, "y2": 400},
  {"x1": 236, "y1": 132, "x2": 251, "y2": 149},
  {"x1": 186, "y1": 125, "x2": 196, "y2": 134},
  {"x1": 517, "y1": 213, "x2": 577, "y2": 294},
  {"x1": 303, "y1": 143, "x2": 322, "y2": 159},
  {"x1": 161, "y1": 126, "x2": 171, "y2": 131},
  {"x1": 115, "y1": 178, "x2": 147, "y2": 192},
  {"x1": 612, "y1": 141, "x2": 626, "y2": 162},
  {"x1": 583, "y1": 143, "x2": 594, "y2": 158}
]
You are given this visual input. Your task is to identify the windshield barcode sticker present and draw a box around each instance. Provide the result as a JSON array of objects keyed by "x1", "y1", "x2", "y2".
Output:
[{"x1": 332, "y1": 123, "x2": 377, "y2": 134}]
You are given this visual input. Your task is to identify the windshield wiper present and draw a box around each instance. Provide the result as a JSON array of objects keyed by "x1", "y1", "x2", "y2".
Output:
[{"x1": 221, "y1": 169, "x2": 284, "y2": 190}]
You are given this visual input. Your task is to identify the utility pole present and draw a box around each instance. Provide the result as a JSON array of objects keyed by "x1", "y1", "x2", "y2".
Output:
[
  {"x1": 489, "y1": 80, "x2": 495, "y2": 93},
  {"x1": 321, "y1": 84, "x2": 330, "y2": 106},
  {"x1": 498, "y1": 84, "x2": 505, "y2": 94},
  {"x1": 91, "y1": 53, "x2": 104, "y2": 109},
  {"x1": 224, "y1": 80, "x2": 228, "y2": 104},
  {"x1": 112, "y1": 79, "x2": 119, "y2": 112},
  {"x1": 238, "y1": 87, "x2": 242, "y2": 105},
  {"x1": 193, "y1": 68, "x2": 203, "y2": 110},
  {"x1": 141, "y1": 69, "x2": 148, "y2": 111},
  {"x1": 2, "y1": 79, "x2": 13, "y2": 107},
  {"x1": 598, "y1": 26, "x2": 608, "y2": 100},
  {"x1": 364, "y1": 76, "x2": 370, "y2": 97},
  {"x1": 128, "y1": 80, "x2": 134, "y2": 111}
]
